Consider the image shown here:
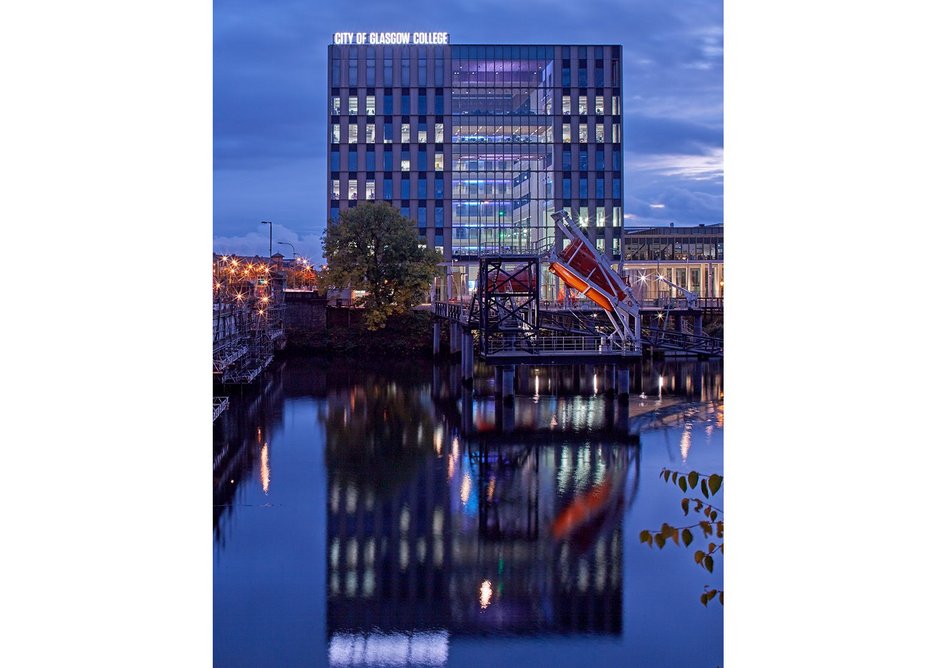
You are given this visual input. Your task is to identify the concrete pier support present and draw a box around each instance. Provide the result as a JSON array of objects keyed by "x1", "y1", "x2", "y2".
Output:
[
  {"x1": 432, "y1": 321, "x2": 441, "y2": 356},
  {"x1": 449, "y1": 322, "x2": 461, "y2": 355},
  {"x1": 501, "y1": 365, "x2": 515, "y2": 400},
  {"x1": 616, "y1": 367, "x2": 631, "y2": 400},
  {"x1": 461, "y1": 329, "x2": 474, "y2": 384},
  {"x1": 603, "y1": 365, "x2": 615, "y2": 395},
  {"x1": 517, "y1": 365, "x2": 530, "y2": 394}
]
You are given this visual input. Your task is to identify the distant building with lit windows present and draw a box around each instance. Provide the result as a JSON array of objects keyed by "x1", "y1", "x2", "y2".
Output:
[{"x1": 326, "y1": 34, "x2": 722, "y2": 302}]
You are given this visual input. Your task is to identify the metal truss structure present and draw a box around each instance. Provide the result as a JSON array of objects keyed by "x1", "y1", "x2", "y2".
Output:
[
  {"x1": 213, "y1": 255, "x2": 287, "y2": 384},
  {"x1": 472, "y1": 256, "x2": 541, "y2": 357}
]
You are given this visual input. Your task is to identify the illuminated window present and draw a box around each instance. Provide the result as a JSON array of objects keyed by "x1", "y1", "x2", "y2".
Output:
[
  {"x1": 434, "y1": 153, "x2": 444, "y2": 170},
  {"x1": 562, "y1": 95, "x2": 571, "y2": 114},
  {"x1": 435, "y1": 123, "x2": 444, "y2": 143},
  {"x1": 612, "y1": 123, "x2": 620, "y2": 143},
  {"x1": 401, "y1": 123, "x2": 410, "y2": 143},
  {"x1": 612, "y1": 95, "x2": 620, "y2": 115},
  {"x1": 348, "y1": 180, "x2": 358, "y2": 200},
  {"x1": 596, "y1": 208, "x2": 605, "y2": 227},
  {"x1": 401, "y1": 159, "x2": 410, "y2": 172},
  {"x1": 365, "y1": 124, "x2": 375, "y2": 143},
  {"x1": 366, "y1": 95, "x2": 375, "y2": 116},
  {"x1": 579, "y1": 123, "x2": 588, "y2": 143},
  {"x1": 331, "y1": 124, "x2": 340, "y2": 143},
  {"x1": 612, "y1": 238, "x2": 620, "y2": 255},
  {"x1": 579, "y1": 95, "x2": 588, "y2": 114},
  {"x1": 418, "y1": 122, "x2": 427, "y2": 143},
  {"x1": 595, "y1": 124, "x2": 605, "y2": 142},
  {"x1": 332, "y1": 179, "x2": 340, "y2": 199},
  {"x1": 596, "y1": 238, "x2": 605, "y2": 251},
  {"x1": 332, "y1": 96, "x2": 341, "y2": 114},
  {"x1": 366, "y1": 180, "x2": 375, "y2": 200},
  {"x1": 348, "y1": 124, "x2": 358, "y2": 143},
  {"x1": 595, "y1": 96, "x2": 604, "y2": 115},
  {"x1": 562, "y1": 123, "x2": 571, "y2": 143},
  {"x1": 579, "y1": 206, "x2": 589, "y2": 227},
  {"x1": 349, "y1": 97, "x2": 358, "y2": 115},
  {"x1": 612, "y1": 206, "x2": 622, "y2": 227}
]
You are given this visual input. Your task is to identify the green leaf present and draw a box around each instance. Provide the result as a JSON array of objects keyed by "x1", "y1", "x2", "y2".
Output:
[
  {"x1": 682, "y1": 529, "x2": 693, "y2": 546},
  {"x1": 688, "y1": 471, "x2": 699, "y2": 489},
  {"x1": 639, "y1": 530, "x2": 651, "y2": 544},
  {"x1": 681, "y1": 498, "x2": 690, "y2": 516},
  {"x1": 701, "y1": 480, "x2": 710, "y2": 498},
  {"x1": 694, "y1": 550, "x2": 705, "y2": 565},
  {"x1": 679, "y1": 476, "x2": 688, "y2": 492},
  {"x1": 704, "y1": 555, "x2": 714, "y2": 573},
  {"x1": 708, "y1": 474, "x2": 722, "y2": 495}
]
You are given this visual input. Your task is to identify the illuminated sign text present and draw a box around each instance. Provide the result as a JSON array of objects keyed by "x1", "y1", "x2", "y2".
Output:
[{"x1": 332, "y1": 32, "x2": 450, "y2": 45}]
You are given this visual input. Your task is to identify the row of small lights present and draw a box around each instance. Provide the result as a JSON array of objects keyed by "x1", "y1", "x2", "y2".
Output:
[{"x1": 213, "y1": 255, "x2": 275, "y2": 317}]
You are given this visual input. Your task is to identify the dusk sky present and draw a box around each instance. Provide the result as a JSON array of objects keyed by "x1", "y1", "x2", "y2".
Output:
[{"x1": 213, "y1": 0, "x2": 723, "y2": 261}]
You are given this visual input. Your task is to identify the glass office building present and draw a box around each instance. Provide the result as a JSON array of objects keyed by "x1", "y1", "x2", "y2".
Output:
[{"x1": 327, "y1": 39, "x2": 624, "y2": 298}]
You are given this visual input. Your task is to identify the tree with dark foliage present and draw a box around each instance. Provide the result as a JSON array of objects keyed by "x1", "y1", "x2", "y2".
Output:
[{"x1": 322, "y1": 203, "x2": 440, "y2": 330}]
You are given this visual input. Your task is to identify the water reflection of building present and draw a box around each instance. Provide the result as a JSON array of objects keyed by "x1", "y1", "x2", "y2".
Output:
[
  {"x1": 212, "y1": 362, "x2": 285, "y2": 546},
  {"x1": 325, "y1": 367, "x2": 643, "y2": 655}
]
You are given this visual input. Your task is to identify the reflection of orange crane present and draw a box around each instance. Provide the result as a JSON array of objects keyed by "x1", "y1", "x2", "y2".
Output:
[
  {"x1": 551, "y1": 469, "x2": 627, "y2": 553},
  {"x1": 547, "y1": 210, "x2": 642, "y2": 352}
]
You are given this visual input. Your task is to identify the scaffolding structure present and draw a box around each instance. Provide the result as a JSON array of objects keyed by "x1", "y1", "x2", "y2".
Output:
[{"x1": 212, "y1": 254, "x2": 286, "y2": 386}]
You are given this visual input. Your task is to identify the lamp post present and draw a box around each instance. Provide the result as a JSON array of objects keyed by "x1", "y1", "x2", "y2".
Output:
[
  {"x1": 277, "y1": 241, "x2": 296, "y2": 258},
  {"x1": 260, "y1": 221, "x2": 272, "y2": 258}
]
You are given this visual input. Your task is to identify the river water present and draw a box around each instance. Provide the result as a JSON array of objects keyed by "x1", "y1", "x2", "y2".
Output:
[{"x1": 213, "y1": 357, "x2": 723, "y2": 667}]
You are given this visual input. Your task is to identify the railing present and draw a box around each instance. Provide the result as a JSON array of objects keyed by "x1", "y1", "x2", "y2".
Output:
[
  {"x1": 643, "y1": 328, "x2": 723, "y2": 356},
  {"x1": 213, "y1": 343, "x2": 248, "y2": 373},
  {"x1": 212, "y1": 397, "x2": 230, "y2": 422},
  {"x1": 487, "y1": 335, "x2": 636, "y2": 356},
  {"x1": 433, "y1": 301, "x2": 470, "y2": 323}
]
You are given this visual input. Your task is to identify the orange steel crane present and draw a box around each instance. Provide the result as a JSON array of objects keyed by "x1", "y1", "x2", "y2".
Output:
[{"x1": 547, "y1": 210, "x2": 643, "y2": 352}]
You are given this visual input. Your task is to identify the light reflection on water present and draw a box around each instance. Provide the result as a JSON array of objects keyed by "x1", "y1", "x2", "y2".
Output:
[{"x1": 213, "y1": 357, "x2": 723, "y2": 667}]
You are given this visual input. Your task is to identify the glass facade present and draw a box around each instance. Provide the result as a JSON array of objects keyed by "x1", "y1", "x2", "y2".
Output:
[{"x1": 327, "y1": 42, "x2": 624, "y2": 266}]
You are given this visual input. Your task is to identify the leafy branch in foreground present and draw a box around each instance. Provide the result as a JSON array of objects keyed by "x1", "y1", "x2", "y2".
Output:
[{"x1": 639, "y1": 468, "x2": 724, "y2": 606}]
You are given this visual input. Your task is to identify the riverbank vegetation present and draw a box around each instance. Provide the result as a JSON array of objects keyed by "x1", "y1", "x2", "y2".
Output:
[{"x1": 286, "y1": 309, "x2": 439, "y2": 357}]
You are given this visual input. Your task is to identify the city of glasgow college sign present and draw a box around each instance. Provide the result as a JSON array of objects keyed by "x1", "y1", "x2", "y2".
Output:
[{"x1": 332, "y1": 32, "x2": 449, "y2": 45}]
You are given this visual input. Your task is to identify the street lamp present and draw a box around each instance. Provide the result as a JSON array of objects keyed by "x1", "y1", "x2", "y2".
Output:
[
  {"x1": 260, "y1": 221, "x2": 272, "y2": 258},
  {"x1": 277, "y1": 241, "x2": 296, "y2": 258}
]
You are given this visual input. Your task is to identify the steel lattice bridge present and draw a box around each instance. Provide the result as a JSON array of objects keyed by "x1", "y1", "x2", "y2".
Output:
[{"x1": 433, "y1": 211, "x2": 722, "y2": 392}]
